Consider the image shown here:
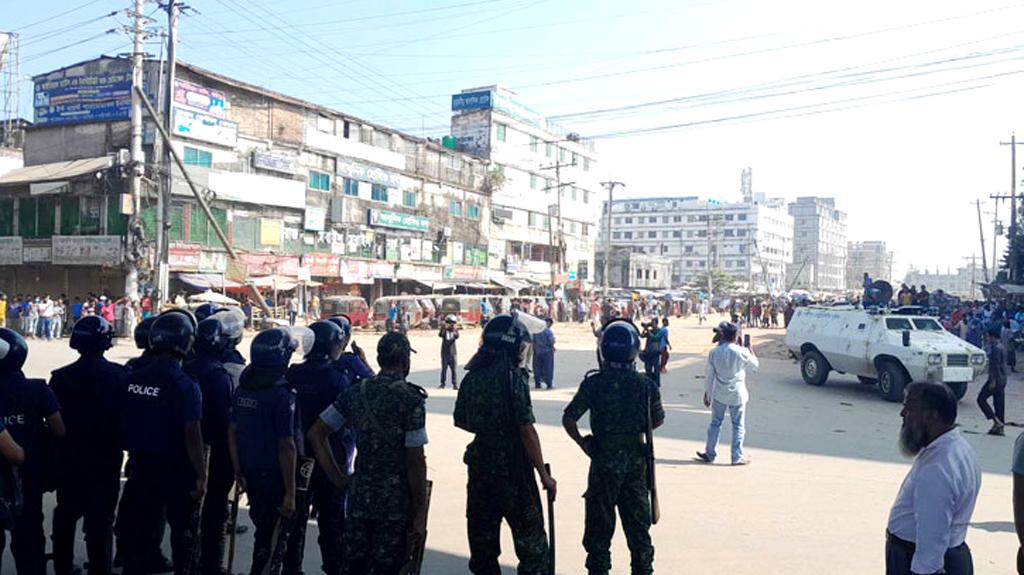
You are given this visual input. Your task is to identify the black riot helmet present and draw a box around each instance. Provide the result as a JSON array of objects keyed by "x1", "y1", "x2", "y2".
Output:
[
  {"x1": 194, "y1": 303, "x2": 223, "y2": 323},
  {"x1": 212, "y1": 308, "x2": 245, "y2": 348},
  {"x1": 250, "y1": 327, "x2": 298, "y2": 369},
  {"x1": 308, "y1": 320, "x2": 344, "y2": 360},
  {"x1": 480, "y1": 313, "x2": 532, "y2": 355},
  {"x1": 134, "y1": 316, "x2": 157, "y2": 350},
  {"x1": 150, "y1": 310, "x2": 197, "y2": 358},
  {"x1": 599, "y1": 319, "x2": 641, "y2": 367},
  {"x1": 69, "y1": 316, "x2": 115, "y2": 353},
  {"x1": 0, "y1": 328, "x2": 28, "y2": 374},
  {"x1": 327, "y1": 315, "x2": 353, "y2": 347},
  {"x1": 195, "y1": 316, "x2": 229, "y2": 357}
]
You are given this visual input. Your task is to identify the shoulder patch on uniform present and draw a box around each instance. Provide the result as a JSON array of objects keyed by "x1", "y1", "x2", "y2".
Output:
[{"x1": 405, "y1": 381, "x2": 428, "y2": 399}]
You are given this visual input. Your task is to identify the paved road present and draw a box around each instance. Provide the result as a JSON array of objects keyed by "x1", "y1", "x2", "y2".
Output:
[{"x1": 5, "y1": 315, "x2": 1021, "y2": 573}]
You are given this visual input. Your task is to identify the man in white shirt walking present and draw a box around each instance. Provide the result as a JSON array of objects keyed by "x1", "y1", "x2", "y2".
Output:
[
  {"x1": 696, "y1": 321, "x2": 758, "y2": 466},
  {"x1": 886, "y1": 382, "x2": 980, "y2": 575}
]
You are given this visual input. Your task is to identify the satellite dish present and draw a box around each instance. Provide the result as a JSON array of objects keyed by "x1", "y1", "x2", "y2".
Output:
[{"x1": 865, "y1": 280, "x2": 893, "y2": 307}]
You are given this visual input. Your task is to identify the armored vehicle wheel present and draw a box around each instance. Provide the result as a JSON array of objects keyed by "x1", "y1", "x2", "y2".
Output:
[
  {"x1": 946, "y1": 381, "x2": 968, "y2": 401},
  {"x1": 801, "y1": 350, "x2": 830, "y2": 386},
  {"x1": 877, "y1": 362, "x2": 907, "y2": 402}
]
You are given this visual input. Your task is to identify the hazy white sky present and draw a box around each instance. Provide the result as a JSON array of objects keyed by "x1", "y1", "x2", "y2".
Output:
[{"x1": 13, "y1": 0, "x2": 1024, "y2": 280}]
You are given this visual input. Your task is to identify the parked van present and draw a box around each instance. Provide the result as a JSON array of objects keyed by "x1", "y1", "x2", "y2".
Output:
[{"x1": 319, "y1": 296, "x2": 370, "y2": 327}]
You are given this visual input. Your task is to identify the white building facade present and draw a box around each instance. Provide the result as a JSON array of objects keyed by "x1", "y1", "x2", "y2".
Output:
[
  {"x1": 846, "y1": 240, "x2": 893, "y2": 288},
  {"x1": 450, "y1": 86, "x2": 600, "y2": 287},
  {"x1": 599, "y1": 196, "x2": 794, "y2": 291},
  {"x1": 788, "y1": 197, "x2": 848, "y2": 291}
]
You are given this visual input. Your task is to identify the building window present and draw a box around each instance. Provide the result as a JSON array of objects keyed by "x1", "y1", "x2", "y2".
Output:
[
  {"x1": 686, "y1": 261, "x2": 693, "y2": 268},
  {"x1": 673, "y1": 215, "x2": 681, "y2": 222},
  {"x1": 648, "y1": 216, "x2": 656, "y2": 223},
  {"x1": 496, "y1": 123, "x2": 507, "y2": 142},
  {"x1": 647, "y1": 231, "x2": 656, "y2": 238},
  {"x1": 613, "y1": 232, "x2": 621, "y2": 239},
  {"x1": 624, "y1": 231, "x2": 633, "y2": 239},
  {"x1": 530, "y1": 135, "x2": 538, "y2": 153},
  {"x1": 343, "y1": 178, "x2": 359, "y2": 197},
  {"x1": 529, "y1": 212, "x2": 537, "y2": 227},
  {"x1": 725, "y1": 230, "x2": 735, "y2": 237},
  {"x1": 449, "y1": 201, "x2": 463, "y2": 217},
  {"x1": 725, "y1": 261, "x2": 733, "y2": 268},
  {"x1": 559, "y1": 147, "x2": 566, "y2": 162},
  {"x1": 684, "y1": 245, "x2": 693, "y2": 253},
  {"x1": 583, "y1": 157, "x2": 590, "y2": 171},
  {"x1": 571, "y1": 187, "x2": 578, "y2": 201},
  {"x1": 546, "y1": 179, "x2": 554, "y2": 193},
  {"x1": 636, "y1": 269, "x2": 643, "y2": 280},
  {"x1": 402, "y1": 190, "x2": 417, "y2": 208},
  {"x1": 673, "y1": 231, "x2": 682, "y2": 238},
  {"x1": 183, "y1": 146, "x2": 212, "y2": 168},
  {"x1": 583, "y1": 191, "x2": 589, "y2": 204},
  {"x1": 662, "y1": 231, "x2": 669, "y2": 238},
  {"x1": 614, "y1": 217, "x2": 622, "y2": 224},
  {"x1": 662, "y1": 216, "x2": 669, "y2": 223},
  {"x1": 371, "y1": 184, "x2": 389, "y2": 202},
  {"x1": 624, "y1": 217, "x2": 633, "y2": 224},
  {"x1": 687, "y1": 215, "x2": 697, "y2": 223},
  {"x1": 737, "y1": 229, "x2": 747, "y2": 237},
  {"x1": 309, "y1": 170, "x2": 331, "y2": 192},
  {"x1": 653, "y1": 269, "x2": 659, "y2": 278},
  {"x1": 725, "y1": 214, "x2": 734, "y2": 221},
  {"x1": 738, "y1": 214, "x2": 747, "y2": 221},
  {"x1": 569, "y1": 221, "x2": 577, "y2": 233},
  {"x1": 530, "y1": 174, "x2": 537, "y2": 190},
  {"x1": 467, "y1": 203, "x2": 481, "y2": 220},
  {"x1": 582, "y1": 224, "x2": 588, "y2": 237},
  {"x1": 546, "y1": 142, "x2": 553, "y2": 158}
]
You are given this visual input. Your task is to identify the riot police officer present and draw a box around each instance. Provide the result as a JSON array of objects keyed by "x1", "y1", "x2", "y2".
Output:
[
  {"x1": 327, "y1": 315, "x2": 374, "y2": 383},
  {"x1": 453, "y1": 314, "x2": 556, "y2": 575},
  {"x1": 119, "y1": 310, "x2": 206, "y2": 575},
  {"x1": 562, "y1": 320, "x2": 665, "y2": 575},
  {"x1": 0, "y1": 327, "x2": 64, "y2": 575},
  {"x1": 284, "y1": 320, "x2": 350, "y2": 575},
  {"x1": 229, "y1": 328, "x2": 302, "y2": 575},
  {"x1": 50, "y1": 316, "x2": 127, "y2": 575},
  {"x1": 184, "y1": 314, "x2": 241, "y2": 575},
  {"x1": 215, "y1": 308, "x2": 247, "y2": 386}
]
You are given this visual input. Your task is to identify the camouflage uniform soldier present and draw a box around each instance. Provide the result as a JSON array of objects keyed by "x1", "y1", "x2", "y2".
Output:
[
  {"x1": 307, "y1": 332, "x2": 429, "y2": 575},
  {"x1": 454, "y1": 313, "x2": 557, "y2": 575},
  {"x1": 563, "y1": 320, "x2": 665, "y2": 575}
]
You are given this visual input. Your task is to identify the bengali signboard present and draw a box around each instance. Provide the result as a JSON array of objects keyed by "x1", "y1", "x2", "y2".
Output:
[
  {"x1": 451, "y1": 90, "x2": 493, "y2": 112},
  {"x1": 199, "y1": 250, "x2": 228, "y2": 273},
  {"x1": 172, "y1": 106, "x2": 239, "y2": 147},
  {"x1": 168, "y1": 241, "x2": 201, "y2": 271},
  {"x1": 367, "y1": 209, "x2": 429, "y2": 233},
  {"x1": 336, "y1": 159, "x2": 400, "y2": 188},
  {"x1": 304, "y1": 253, "x2": 339, "y2": 277},
  {"x1": 238, "y1": 252, "x2": 300, "y2": 277},
  {"x1": 339, "y1": 259, "x2": 373, "y2": 285},
  {"x1": 253, "y1": 149, "x2": 298, "y2": 174},
  {"x1": 34, "y1": 64, "x2": 132, "y2": 126},
  {"x1": 51, "y1": 235, "x2": 123, "y2": 266},
  {"x1": 0, "y1": 237, "x2": 22, "y2": 265},
  {"x1": 260, "y1": 219, "x2": 282, "y2": 246},
  {"x1": 174, "y1": 79, "x2": 226, "y2": 117},
  {"x1": 304, "y1": 206, "x2": 326, "y2": 232},
  {"x1": 23, "y1": 239, "x2": 51, "y2": 263}
]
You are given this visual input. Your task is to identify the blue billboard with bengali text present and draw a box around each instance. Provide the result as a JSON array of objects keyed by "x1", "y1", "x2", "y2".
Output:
[
  {"x1": 451, "y1": 90, "x2": 493, "y2": 112},
  {"x1": 34, "y1": 62, "x2": 133, "y2": 126}
]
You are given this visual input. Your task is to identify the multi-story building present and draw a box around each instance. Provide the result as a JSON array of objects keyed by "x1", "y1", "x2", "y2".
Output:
[
  {"x1": 788, "y1": 197, "x2": 847, "y2": 291},
  {"x1": 594, "y1": 251, "x2": 672, "y2": 290},
  {"x1": 904, "y1": 265, "x2": 982, "y2": 299},
  {"x1": 599, "y1": 196, "x2": 793, "y2": 292},
  {"x1": 450, "y1": 86, "x2": 600, "y2": 289},
  {"x1": 0, "y1": 56, "x2": 491, "y2": 301},
  {"x1": 846, "y1": 241, "x2": 893, "y2": 289}
]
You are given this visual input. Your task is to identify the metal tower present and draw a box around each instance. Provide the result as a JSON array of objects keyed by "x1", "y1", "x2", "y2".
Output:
[
  {"x1": 0, "y1": 32, "x2": 20, "y2": 148},
  {"x1": 740, "y1": 167, "x2": 753, "y2": 203}
]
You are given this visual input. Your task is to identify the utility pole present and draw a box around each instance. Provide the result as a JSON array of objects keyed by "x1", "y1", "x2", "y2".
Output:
[
  {"x1": 540, "y1": 157, "x2": 575, "y2": 292},
  {"x1": 157, "y1": 0, "x2": 180, "y2": 307},
  {"x1": 600, "y1": 181, "x2": 625, "y2": 297},
  {"x1": 1000, "y1": 135, "x2": 1023, "y2": 283},
  {"x1": 125, "y1": 0, "x2": 148, "y2": 303},
  {"x1": 976, "y1": 199, "x2": 990, "y2": 283}
]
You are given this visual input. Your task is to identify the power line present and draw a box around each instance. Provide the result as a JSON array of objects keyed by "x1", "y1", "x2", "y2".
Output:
[
  {"x1": 11, "y1": 0, "x2": 105, "y2": 32},
  {"x1": 19, "y1": 12, "x2": 120, "y2": 48},
  {"x1": 22, "y1": 30, "x2": 118, "y2": 64}
]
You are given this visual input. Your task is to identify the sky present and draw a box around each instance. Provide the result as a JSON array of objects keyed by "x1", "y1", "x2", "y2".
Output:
[{"x1": 7, "y1": 0, "x2": 1024, "y2": 281}]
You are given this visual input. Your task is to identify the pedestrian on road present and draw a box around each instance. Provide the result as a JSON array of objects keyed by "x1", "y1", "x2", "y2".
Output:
[
  {"x1": 454, "y1": 314, "x2": 556, "y2": 575},
  {"x1": 640, "y1": 320, "x2": 661, "y2": 388},
  {"x1": 287, "y1": 297, "x2": 299, "y2": 327},
  {"x1": 308, "y1": 332, "x2": 428, "y2": 575},
  {"x1": 698, "y1": 298, "x2": 709, "y2": 325},
  {"x1": 978, "y1": 326, "x2": 1008, "y2": 436},
  {"x1": 659, "y1": 317, "x2": 672, "y2": 374},
  {"x1": 886, "y1": 382, "x2": 980, "y2": 575},
  {"x1": 697, "y1": 321, "x2": 758, "y2": 465},
  {"x1": 439, "y1": 315, "x2": 460, "y2": 390},
  {"x1": 399, "y1": 305, "x2": 411, "y2": 335},
  {"x1": 562, "y1": 320, "x2": 664, "y2": 575},
  {"x1": 532, "y1": 317, "x2": 555, "y2": 390}
]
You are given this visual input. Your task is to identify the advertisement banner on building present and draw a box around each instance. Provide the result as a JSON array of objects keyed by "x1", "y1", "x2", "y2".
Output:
[
  {"x1": 371, "y1": 262, "x2": 396, "y2": 279},
  {"x1": 396, "y1": 263, "x2": 443, "y2": 282},
  {"x1": 22, "y1": 240, "x2": 51, "y2": 264},
  {"x1": 368, "y1": 209, "x2": 429, "y2": 233},
  {"x1": 34, "y1": 65, "x2": 132, "y2": 126},
  {"x1": 304, "y1": 253, "x2": 339, "y2": 277},
  {"x1": 238, "y1": 252, "x2": 300, "y2": 277},
  {"x1": 253, "y1": 149, "x2": 298, "y2": 174},
  {"x1": 337, "y1": 159, "x2": 401, "y2": 188},
  {"x1": 172, "y1": 106, "x2": 239, "y2": 147},
  {"x1": 451, "y1": 90, "x2": 493, "y2": 112},
  {"x1": 0, "y1": 237, "x2": 22, "y2": 265},
  {"x1": 304, "y1": 206, "x2": 326, "y2": 232},
  {"x1": 174, "y1": 79, "x2": 226, "y2": 117},
  {"x1": 199, "y1": 250, "x2": 228, "y2": 273},
  {"x1": 260, "y1": 219, "x2": 282, "y2": 246},
  {"x1": 339, "y1": 259, "x2": 373, "y2": 285},
  {"x1": 168, "y1": 241, "x2": 201, "y2": 271},
  {"x1": 444, "y1": 264, "x2": 487, "y2": 281},
  {"x1": 51, "y1": 235, "x2": 123, "y2": 266}
]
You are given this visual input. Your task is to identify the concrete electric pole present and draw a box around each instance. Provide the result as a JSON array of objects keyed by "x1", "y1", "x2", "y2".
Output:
[
  {"x1": 155, "y1": 0, "x2": 180, "y2": 307},
  {"x1": 125, "y1": 0, "x2": 148, "y2": 303},
  {"x1": 1000, "y1": 135, "x2": 1023, "y2": 283},
  {"x1": 541, "y1": 157, "x2": 575, "y2": 292},
  {"x1": 600, "y1": 180, "x2": 625, "y2": 296}
]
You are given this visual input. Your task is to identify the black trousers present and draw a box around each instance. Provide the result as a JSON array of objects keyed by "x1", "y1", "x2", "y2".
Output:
[
  {"x1": 120, "y1": 456, "x2": 196, "y2": 575},
  {"x1": 115, "y1": 459, "x2": 168, "y2": 564},
  {"x1": 286, "y1": 468, "x2": 345, "y2": 575},
  {"x1": 977, "y1": 382, "x2": 1006, "y2": 422},
  {"x1": 52, "y1": 453, "x2": 123, "y2": 575},
  {"x1": 200, "y1": 444, "x2": 234, "y2": 575},
  {"x1": 440, "y1": 353, "x2": 457, "y2": 387},
  {"x1": 885, "y1": 531, "x2": 972, "y2": 575},
  {"x1": 0, "y1": 486, "x2": 46, "y2": 575},
  {"x1": 245, "y1": 470, "x2": 291, "y2": 575}
]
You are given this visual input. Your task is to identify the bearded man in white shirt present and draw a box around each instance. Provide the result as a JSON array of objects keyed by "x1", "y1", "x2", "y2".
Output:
[{"x1": 887, "y1": 382, "x2": 980, "y2": 575}]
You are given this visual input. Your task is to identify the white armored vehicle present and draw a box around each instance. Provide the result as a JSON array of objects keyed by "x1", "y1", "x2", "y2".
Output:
[{"x1": 784, "y1": 304, "x2": 986, "y2": 402}]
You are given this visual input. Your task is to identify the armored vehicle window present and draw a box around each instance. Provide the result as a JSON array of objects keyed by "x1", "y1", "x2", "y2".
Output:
[
  {"x1": 885, "y1": 318, "x2": 913, "y2": 330},
  {"x1": 912, "y1": 319, "x2": 943, "y2": 331}
]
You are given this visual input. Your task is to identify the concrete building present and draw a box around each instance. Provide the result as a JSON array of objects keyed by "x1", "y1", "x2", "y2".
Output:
[
  {"x1": 788, "y1": 197, "x2": 847, "y2": 291},
  {"x1": 846, "y1": 240, "x2": 893, "y2": 289},
  {"x1": 598, "y1": 196, "x2": 794, "y2": 292},
  {"x1": 904, "y1": 265, "x2": 982, "y2": 299},
  {"x1": 594, "y1": 251, "x2": 672, "y2": 290},
  {"x1": 450, "y1": 86, "x2": 599, "y2": 289},
  {"x1": 0, "y1": 56, "x2": 491, "y2": 300}
]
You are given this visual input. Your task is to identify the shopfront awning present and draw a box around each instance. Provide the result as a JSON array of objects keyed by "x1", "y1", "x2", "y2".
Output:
[
  {"x1": 0, "y1": 156, "x2": 114, "y2": 186},
  {"x1": 175, "y1": 272, "x2": 244, "y2": 291},
  {"x1": 491, "y1": 276, "x2": 532, "y2": 293}
]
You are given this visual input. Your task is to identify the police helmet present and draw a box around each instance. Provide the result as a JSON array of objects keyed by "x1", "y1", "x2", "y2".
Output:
[
  {"x1": 134, "y1": 316, "x2": 156, "y2": 350},
  {"x1": 326, "y1": 315, "x2": 353, "y2": 344},
  {"x1": 69, "y1": 316, "x2": 114, "y2": 353},
  {"x1": 377, "y1": 331, "x2": 416, "y2": 366},
  {"x1": 194, "y1": 303, "x2": 223, "y2": 323},
  {"x1": 251, "y1": 327, "x2": 298, "y2": 369},
  {"x1": 480, "y1": 313, "x2": 532, "y2": 354},
  {"x1": 150, "y1": 310, "x2": 196, "y2": 357},
  {"x1": 213, "y1": 308, "x2": 245, "y2": 347},
  {"x1": 445, "y1": 314, "x2": 458, "y2": 324},
  {"x1": 160, "y1": 308, "x2": 198, "y2": 331},
  {"x1": 308, "y1": 320, "x2": 344, "y2": 359},
  {"x1": 195, "y1": 316, "x2": 229, "y2": 356},
  {"x1": 0, "y1": 328, "x2": 28, "y2": 374},
  {"x1": 599, "y1": 320, "x2": 641, "y2": 366}
]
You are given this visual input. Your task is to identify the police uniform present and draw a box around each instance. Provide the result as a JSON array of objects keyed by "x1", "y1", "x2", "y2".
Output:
[
  {"x1": 334, "y1": 352, "x2": 373, "y2": 384},
  {"x1": 318, "y1": 373, "x2": 427, "y2": 575},
  {"x1": 50, "y1": 351, "x2": 128, "y2": 574},
  {"x1": 0, "y1": 366, "x2": 60, "y2": 574},
  {"x1": 531, "y1": 326, "x2": 555, "y2": 390},
  {"x1": 454, "y1": 353, "x2": 549, "y2": 575}
]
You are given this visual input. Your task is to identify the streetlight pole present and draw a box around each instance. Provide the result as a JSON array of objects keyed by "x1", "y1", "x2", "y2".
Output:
[{"x1": 601, "y1": 181, "x2": 625, "y2": 297}]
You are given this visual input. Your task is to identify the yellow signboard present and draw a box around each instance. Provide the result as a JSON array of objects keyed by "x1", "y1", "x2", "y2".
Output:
[{"x1": 260, "y1": 218, "x2": 282, "y2": 246}]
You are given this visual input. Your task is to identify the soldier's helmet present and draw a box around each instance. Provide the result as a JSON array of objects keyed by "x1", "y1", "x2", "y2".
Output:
[
  {"x1": 480, "y1": 314, "x2": 532, "y2": 354},
  {"x1": 251, "y1": 327, "x2": 298, "y2": 369},
  {"x1": 326, "y1": 315, "x2": 353, "y2": 346},
  {"x1": 195, "y1": 316, "x2": 230, "y2": 356},
  {"x1": 377, "y1": 331, "x2": 416, "y2": 364},
  {"x1": 0, "y1": 328, "x2": 28, "y2": 374},
  {"x1": 194, "y1": 303, "x2": 223, "y2": 323},
  {"x1": 308, "y1": 320, "x2": 344, "y2": 359},
  {"x1": 211, "y1": 308, "x2": 245, "y2": 348},
  {"x1": 134, "y1": 316, "x2": 157, "y2": 350},
  {"x1": 150, "y1": 310, "x2": 197, "y2": 358},
  {"x1": 70, "y1": 316, "x2": 114, "y2": 353},
  {"x1": 599, "y1": 320, "x2": 641, "y2": 366}
]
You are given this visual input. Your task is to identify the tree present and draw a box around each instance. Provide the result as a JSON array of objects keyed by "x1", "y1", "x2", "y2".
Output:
[{"x1": 693, "y1": 268, "x2": 737, "y2": 295}]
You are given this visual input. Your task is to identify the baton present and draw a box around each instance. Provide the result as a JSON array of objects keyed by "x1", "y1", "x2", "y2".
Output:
[{"x1": 544, "y1": 463, "x2": 555, "y2": 575}]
